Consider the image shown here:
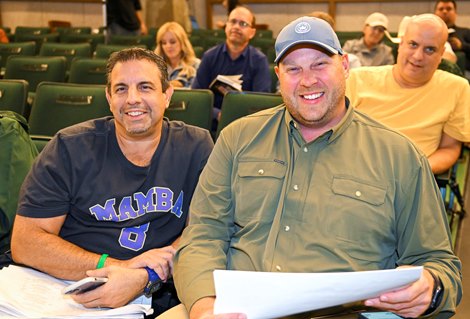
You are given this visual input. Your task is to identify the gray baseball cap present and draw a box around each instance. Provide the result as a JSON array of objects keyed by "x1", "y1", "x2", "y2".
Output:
[{"x1": 274, "y1": 16, "x2": 343, "y2": 63}]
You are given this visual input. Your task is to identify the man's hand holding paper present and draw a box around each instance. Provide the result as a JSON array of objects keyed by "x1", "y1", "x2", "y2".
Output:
[
  {"x1": 364, "y1": 267, "x2": 435, "y2": 318},
  {"x1": 213, "y1": 267, "x2": 423, "y2": 319}
]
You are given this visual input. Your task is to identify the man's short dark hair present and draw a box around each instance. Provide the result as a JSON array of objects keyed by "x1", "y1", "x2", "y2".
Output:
[
  {"x1": 434, "y1": 0, "x2": 457, "y2": 10},
  {"x1": 106, "y1": 47, "x2": 170, "y2": 93}
]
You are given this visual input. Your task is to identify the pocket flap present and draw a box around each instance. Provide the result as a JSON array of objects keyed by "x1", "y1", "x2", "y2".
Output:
[
  {"x1": 238, "y1": 161, "x2": 286, "y2": 179},
  {"x1": 332, "y1": 177, "x2": 386, "y2": 206}
]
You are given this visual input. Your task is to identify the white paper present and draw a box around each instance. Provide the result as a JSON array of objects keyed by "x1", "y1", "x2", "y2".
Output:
[
  {"x1": 0, "y1": 265, "x2": 152, "y2": 318},
  {"x1": 214, "y1": 267, "x2": 422, "y2": 319}
]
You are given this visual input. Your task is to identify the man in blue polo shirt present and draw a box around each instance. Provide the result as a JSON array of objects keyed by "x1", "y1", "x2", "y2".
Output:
[{"x1": 191, "y1": 6, "x2": 271, "y2": 122}]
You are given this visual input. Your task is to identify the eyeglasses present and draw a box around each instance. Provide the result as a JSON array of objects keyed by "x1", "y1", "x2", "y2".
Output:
[{"x1": 227, "y1": 19, "x2": 252, "y2": 29}]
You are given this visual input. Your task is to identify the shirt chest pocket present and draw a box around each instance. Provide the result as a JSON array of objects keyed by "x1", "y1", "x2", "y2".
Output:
[
  {"x1": 326, "y1": 177, "x2": 389, "y2": 236},
  {"x1": 332, "y1": 177, "x2": 386, "y2": 206},
  {"x1": 234, "y1": 161, "x2": 287, "y2": 225},
  {"x1": 328, "y1": 177, "x2": 393, "y2": 263}
]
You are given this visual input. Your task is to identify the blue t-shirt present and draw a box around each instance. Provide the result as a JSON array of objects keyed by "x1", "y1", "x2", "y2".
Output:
[
  {"x1": 18, "y1": 117, "x2": 213, "y2": 260},
  {"x1": 192, "y1": 43, "x2": 272, "y2": 109}
]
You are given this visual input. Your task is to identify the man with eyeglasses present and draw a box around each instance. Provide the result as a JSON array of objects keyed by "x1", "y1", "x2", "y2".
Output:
[
  {"x1": 191, "y1": 6, "x2": 271, "y2": 125},
  {"x1": 342, "y1": 12, "x2": 395, "y2": 66}
]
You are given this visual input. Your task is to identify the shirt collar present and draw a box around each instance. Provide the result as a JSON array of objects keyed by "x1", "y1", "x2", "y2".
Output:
[
  {"x1": 360, "y1": 38, "x2": 381, "y2": 51},
  {"x1": 222, "y1": 43, "x2": 250, "y2": 59},
  {"x1": 284, "y1": 97, "x2": 353, "y2": 145}
]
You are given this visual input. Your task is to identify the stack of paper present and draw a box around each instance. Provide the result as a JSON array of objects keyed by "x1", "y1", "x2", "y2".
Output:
[
  {"x1": 0, "y1": 265, "x2": 152, "y2": 318},
  {"x1": 214, "y1": 267, "x2": 422, "y2": 319}
]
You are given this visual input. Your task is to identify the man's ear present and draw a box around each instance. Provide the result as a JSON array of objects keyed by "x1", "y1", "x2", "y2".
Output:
[
  {"x1": 164, "y1": 85, "x2": 174, "y2": 109},
  {"x1": 105, "y1": 88, "x2": 112, "y2": 110},
  {"x1": 274, "y1": 64, "x2": 280, "y2": 78},
  {"x1": 342, "y1": 54, "x2": 350, "y2": 79}
]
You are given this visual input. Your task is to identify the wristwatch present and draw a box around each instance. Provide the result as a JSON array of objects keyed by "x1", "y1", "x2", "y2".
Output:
[
  {"x1": 143, "y1": 267, "x2": 162, "y2": 297},
  {"x1": 425, "y1": 271, "x2": 444, "y2": 314}
]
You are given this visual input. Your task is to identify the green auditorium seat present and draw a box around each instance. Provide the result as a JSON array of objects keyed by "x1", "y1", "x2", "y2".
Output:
[
  {"x1": 216, "y1": 91, "x2": 283, "y2": 139},
  {"x1": 68, "y1": 57, "x2": 107, "y2": 85},
  {"x1": 165, "y1": 89, "x2": 214, "y2": 131},
  {"x1": 28, "y1": 82, "x2": 111, "y2": 137}
]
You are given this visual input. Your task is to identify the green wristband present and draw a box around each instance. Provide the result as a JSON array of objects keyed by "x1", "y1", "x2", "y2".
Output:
[{"x1": 96, "y1": 253, "x2": 109, "y2": 269}]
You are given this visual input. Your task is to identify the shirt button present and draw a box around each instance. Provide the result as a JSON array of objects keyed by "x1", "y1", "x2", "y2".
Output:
[
  {"x1": 258, "y1": 169, "x2": 264, "y2": 175},
  {"x1": 293, "y1": 184, "x2": 299, "y2": 191},
  {"x1": 275, "y1": 265, "x2": 282, "y2": 271},
  {"x1": 303, "y1": 147, "x2": 308, "y2": 153},
  {"x1": 284, "y1": 225, "x2": 290, "y2": 232},
  {"x1": 355, "y1": 190, "x2": 362, "y2": 197}
]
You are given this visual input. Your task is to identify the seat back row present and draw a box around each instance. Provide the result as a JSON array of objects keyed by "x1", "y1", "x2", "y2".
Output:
[{"x1": 0, "y1": 80, "x2": 283, "y2": 146}]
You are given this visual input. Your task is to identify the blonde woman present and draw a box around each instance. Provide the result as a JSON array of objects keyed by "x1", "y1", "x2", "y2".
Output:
[{"x1": 155, "y1": 22, "x2": 200, "y2": 88}]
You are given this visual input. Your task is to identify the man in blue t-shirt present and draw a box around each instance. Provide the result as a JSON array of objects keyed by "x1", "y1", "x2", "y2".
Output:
[{"x1": 10, "y1": 48, "x2": 213, "y2": 317}]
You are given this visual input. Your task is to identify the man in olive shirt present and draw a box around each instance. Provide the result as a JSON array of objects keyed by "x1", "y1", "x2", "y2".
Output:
[{"x1": 174, "y1": 16, "x2": 462, "y2": 319}]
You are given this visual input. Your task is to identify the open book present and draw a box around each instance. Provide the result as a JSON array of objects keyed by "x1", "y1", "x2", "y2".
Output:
[
  {"x1": 209, "y1": 74, "x2": 243, "y2": 95},
  {"x1": 0, "y1": 265, "x2": 152, "y2": 318}
]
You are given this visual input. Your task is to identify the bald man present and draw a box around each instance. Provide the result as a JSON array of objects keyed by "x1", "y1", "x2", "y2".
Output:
[{"x1": 347, "y1": 14, "x2": 470, "y2": 174}]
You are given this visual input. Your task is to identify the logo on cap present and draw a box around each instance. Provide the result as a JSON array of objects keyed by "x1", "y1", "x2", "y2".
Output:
[{"x1": 294, "y1": 22, "x2": 311, "y2": 34}]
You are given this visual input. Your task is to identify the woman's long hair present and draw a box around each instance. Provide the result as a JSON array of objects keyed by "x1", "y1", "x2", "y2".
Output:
[{"x1": 155, "y1": 22, "x2": 198, "y2": 78}]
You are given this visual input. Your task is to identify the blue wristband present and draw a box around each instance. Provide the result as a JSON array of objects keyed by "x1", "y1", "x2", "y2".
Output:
[{"x1": 143, "y1": 267, "x2": 162, "y2": 297}]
